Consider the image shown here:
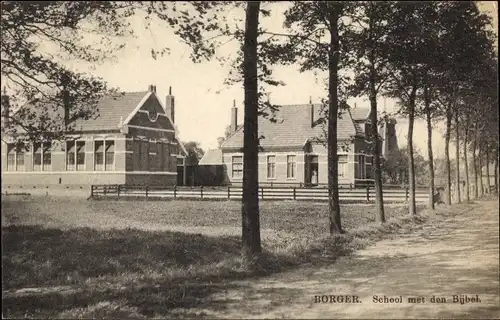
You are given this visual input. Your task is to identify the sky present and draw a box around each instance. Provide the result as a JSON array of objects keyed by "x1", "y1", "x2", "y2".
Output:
[{"x1": 5, "y1": 2, "x2": 498, "y2": 160}]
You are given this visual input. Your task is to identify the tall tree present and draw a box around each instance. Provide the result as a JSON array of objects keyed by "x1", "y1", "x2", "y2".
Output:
[
  {"x1": 432, "y1": 1, "x2": 495, "y2": 203},
  {"x1": 462, "y1": 113, "x2": 470, "y2": 202},
  {"x1": 241, "y1": 1, "x2": 262, "y2": 264},
  {"x1": 275, "y1": 1, "x2": 359, "y2": 234},
  {"x1": 472, "y1": 123, "x2": 479, "y2": 198},
  {"x1": 454, "y1": 109, "x2": 461, "y2": 203},
  {"x1": 348, "y1": 1, "x2": 396, "y2": 222},
  {"x1": 384, "y1": 2, "x2": 439, "y2": 215},
  {"x1": 423, "y1": 81, "x2": 436, "y2": 209},
  {"x1": 325, "y1": 2, "x2": 345, "y2": 234}
]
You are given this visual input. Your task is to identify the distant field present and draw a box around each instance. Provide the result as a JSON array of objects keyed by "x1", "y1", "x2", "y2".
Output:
[{"x1": 2, "y1": 195, "x2": 424, "y2": 318}]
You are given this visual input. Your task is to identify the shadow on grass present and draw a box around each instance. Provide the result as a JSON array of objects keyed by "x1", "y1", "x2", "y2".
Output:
[
  {"x1": 2, "y1": 201, "x2": 483, "y2": 319},
  {"x1": 0, "y1": 218, "x2": 411, "y2": 319},
  {"x1": 2, "y1": 225, "x2": 247, "y2": 318}
]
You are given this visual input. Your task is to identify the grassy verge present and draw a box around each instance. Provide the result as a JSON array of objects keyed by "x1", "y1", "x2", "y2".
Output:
[{"x1": 1, "y1": 196, "x2": 474, "y2": 319}]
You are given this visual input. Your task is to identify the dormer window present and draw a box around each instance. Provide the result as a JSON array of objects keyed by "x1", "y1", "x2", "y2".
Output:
[{"x1": 148, "y1": 109, "x2": 159, "y2": 122}]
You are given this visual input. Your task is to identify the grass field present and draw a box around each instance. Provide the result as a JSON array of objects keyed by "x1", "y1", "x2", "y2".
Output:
[{"x1": 2, "y1": 195, "x2": 429, "y2": 319}]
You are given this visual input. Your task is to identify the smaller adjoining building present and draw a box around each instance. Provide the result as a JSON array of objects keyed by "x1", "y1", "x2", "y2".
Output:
[
  {"x1": 200, "y1": 100, "x2": 398, "y2": 187},
  {"x1": 1, "y1": 85, "x2": 188, "y2": 188}
]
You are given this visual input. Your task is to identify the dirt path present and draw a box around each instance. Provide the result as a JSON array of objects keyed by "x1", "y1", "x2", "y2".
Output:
[{"x1": 173, "y1": 200, "x2": 500, "y2": 319}]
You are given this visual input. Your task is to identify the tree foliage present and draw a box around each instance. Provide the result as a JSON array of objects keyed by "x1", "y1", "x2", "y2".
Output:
[{"x1": 183, "y1": 141, "x2": 205, "y2": 166}]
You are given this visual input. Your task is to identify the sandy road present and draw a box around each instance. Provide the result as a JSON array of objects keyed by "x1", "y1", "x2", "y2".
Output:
[{"x1": 175, "y1": 200, "x2": 499, "y2": 319}]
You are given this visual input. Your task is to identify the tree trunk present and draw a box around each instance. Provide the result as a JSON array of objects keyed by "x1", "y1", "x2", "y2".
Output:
[
  {"x1": 241, "y1": 1, "x2": 261, "y2": 264},
  {"x1": 495, "y1": 148, "x2": 499, "y2": 195},
  {"x1": 463, "y1": 117, "x2": 470, "y2": 202},
  {"x1": 472, "y1": 128, "x2": 478, "y2": 198},
  {"x1": 444, "y1": 105, "x2": 452, "y2": 204},
  {"x1": 424, "y1": 85, "x2": 435, "y2": 210},
  {"x1": 485, "y1": 145, "x2": 490, "y2": 193},
  {"x1": 368, "y1": 53, "x2": 385, "y2": 222},
  {"x1": 327, "y1": 5, "x2": 343, "y2": 234},
  {"x1": 408, "y1": 85, "x2": 417, "y2": 215},
  {"x1": 454, "y1": 112, "x2": 461, "y2": 204},
  {"x1": 479, "y1": 143, "x2": 484, "y2": 196}
]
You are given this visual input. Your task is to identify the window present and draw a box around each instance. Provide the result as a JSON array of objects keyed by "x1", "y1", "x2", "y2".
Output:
[
  {"x1": 232, "y1": 155, "x2": 243, "y2": 179},
  {"x1": 66, "y1": 141, "x2": 76, "y2": 171},
  {"x1": 267, "y1": 155, "x2": 276, "y2": 179},
  {"x1": 140, "y1": 140, "x2": 149, "y2": 170},
  {"x1": 158, "y1": 142, "x2": 164, "y2": 171},
  {"x1": 148, "y1": 141, "x2": 156, "y2": 171},
  {"x1": 105, "y1": 141, "x2": 115, "y2": 170},
  {"x1": 94, "y1": 141, "x2": 104, "y2": 171},
  {"x1": 76, "y1": 141, "x2": 85, "y2": 170},
  {"x1": 67, "y1": 141, "x2": 86, "y2": 171},
  {"x1": 6, "y1": 144, "x2": 15, "y2": 171},
  {"x1": 33, "y1": 143, "x2": 42, "y2": 171},
  {"x1": 366, "y1": 156, "x2": 373, "y2": 179},
  {"x1": 287, "y1": 155, "x2": 296, "y2": 179},
  {"x1": 338, "y1": 155, "x2": 348, "y2": 178},
  {"x1": 16, "y1": 145, "x2": 25, "y2": 171},
  {"x1": 94, "y1": 140, "x2": 114, "y2": 171},
  {"x1": 7, "y1": 143, "x2": 26, "y2": 171},
  {"x1": 358, "y1": 155, "x2": 366, "y2": 179},
  {"x1": 42, "y1": 144, "x2": 51, "y2": 171}
]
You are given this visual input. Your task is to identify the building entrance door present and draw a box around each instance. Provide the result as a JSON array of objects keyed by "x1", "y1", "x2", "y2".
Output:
[{"x1": 305, "y1": 155, "x2": 319, "y2": 187}]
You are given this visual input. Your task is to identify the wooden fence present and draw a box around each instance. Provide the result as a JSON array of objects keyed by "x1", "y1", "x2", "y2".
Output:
[{"x1": 90, "y1": 184, "x2": 430, "y2": 203}]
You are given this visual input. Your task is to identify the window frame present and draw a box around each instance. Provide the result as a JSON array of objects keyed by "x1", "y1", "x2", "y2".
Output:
[
  {"x1": 338, "y1": 154, "x2": 348, "y2": 178},
  {"x1": 76, "y1": 141, "x2": 86, "y2": 171},
  {"x1": 66, "y1": 140, "x2": 76, "y2": 171},
  {"x1": 231, "y1": 155, "x2": 243, "y2": 179},
  {"x1": 286, "y1": 154, "x2": 296, "y2": 179},
  {"x1": 266, "y1": 155, "x2": 276, "y2": 179},
  {"x1": 6, "y1": 143, "x2": 15, "y2": 171},
  {"x1": 94, "y1": 140, "x2": 115, "y2": 171}
]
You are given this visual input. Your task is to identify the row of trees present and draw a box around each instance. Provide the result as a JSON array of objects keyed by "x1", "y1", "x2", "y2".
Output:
[{"x1": 2, "y1": 1, "x2": 498, "y2": 266}]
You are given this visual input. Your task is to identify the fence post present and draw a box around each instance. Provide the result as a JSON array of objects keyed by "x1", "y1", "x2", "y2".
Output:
[
  {"x1": 174, "y1": 185, "x2": 177, "y2": 199},
  {"x1": 91, "y1": 185, "x2": 94, "y2": 197},
  {"x1": 117, "y1": 185, "x2": 120, "y2": 197},
  {"x1": 350, "y1": 183, "x2": 353, "y2": 191},
  {"x1": 261, "y1": 187, "x2": 264, "y2": 200},
  {"x1": 145, "y1": 185, "x2": 149, "y2": 199},
  {"x1": 200, "y1": 185, "x2": 204, "y2": 199},
  {"x1": 293, "y1": 187, "x2": 296, "y2": 200},
  {"x1": 366, "y1": 186, "x2": 370, "y2": 201},
  {"x1": 104, "y1": 186, "x2": 107, "y2": 196},
  {"x1": 227, "y1": 186, "x2": 231, "y2": 200},
  {"x1": 405, "y1": 186, "x2": 409, "y2": 201}
]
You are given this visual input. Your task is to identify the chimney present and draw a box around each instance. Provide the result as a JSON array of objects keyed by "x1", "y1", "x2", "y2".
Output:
[
  {"x1": 310, "y1": 97, "x2": 314, "y2": 128},
  {"x1": 1, "y1": 86, "x2": 10, "y2": 130},
  {"x1": 231, "y1": 99, "x2": 238, "y2": 132},
  {"x1": 148, "y1": 84, "x2": 156, "y2": 92},
  {"x1": 165, "y1": 86, "x2": 175, "y2": 123}
]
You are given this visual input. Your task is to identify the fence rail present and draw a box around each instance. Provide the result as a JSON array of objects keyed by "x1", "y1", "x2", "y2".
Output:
[{"x1": 91, "y1": 184, "x2": 431, "y2": 203}]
